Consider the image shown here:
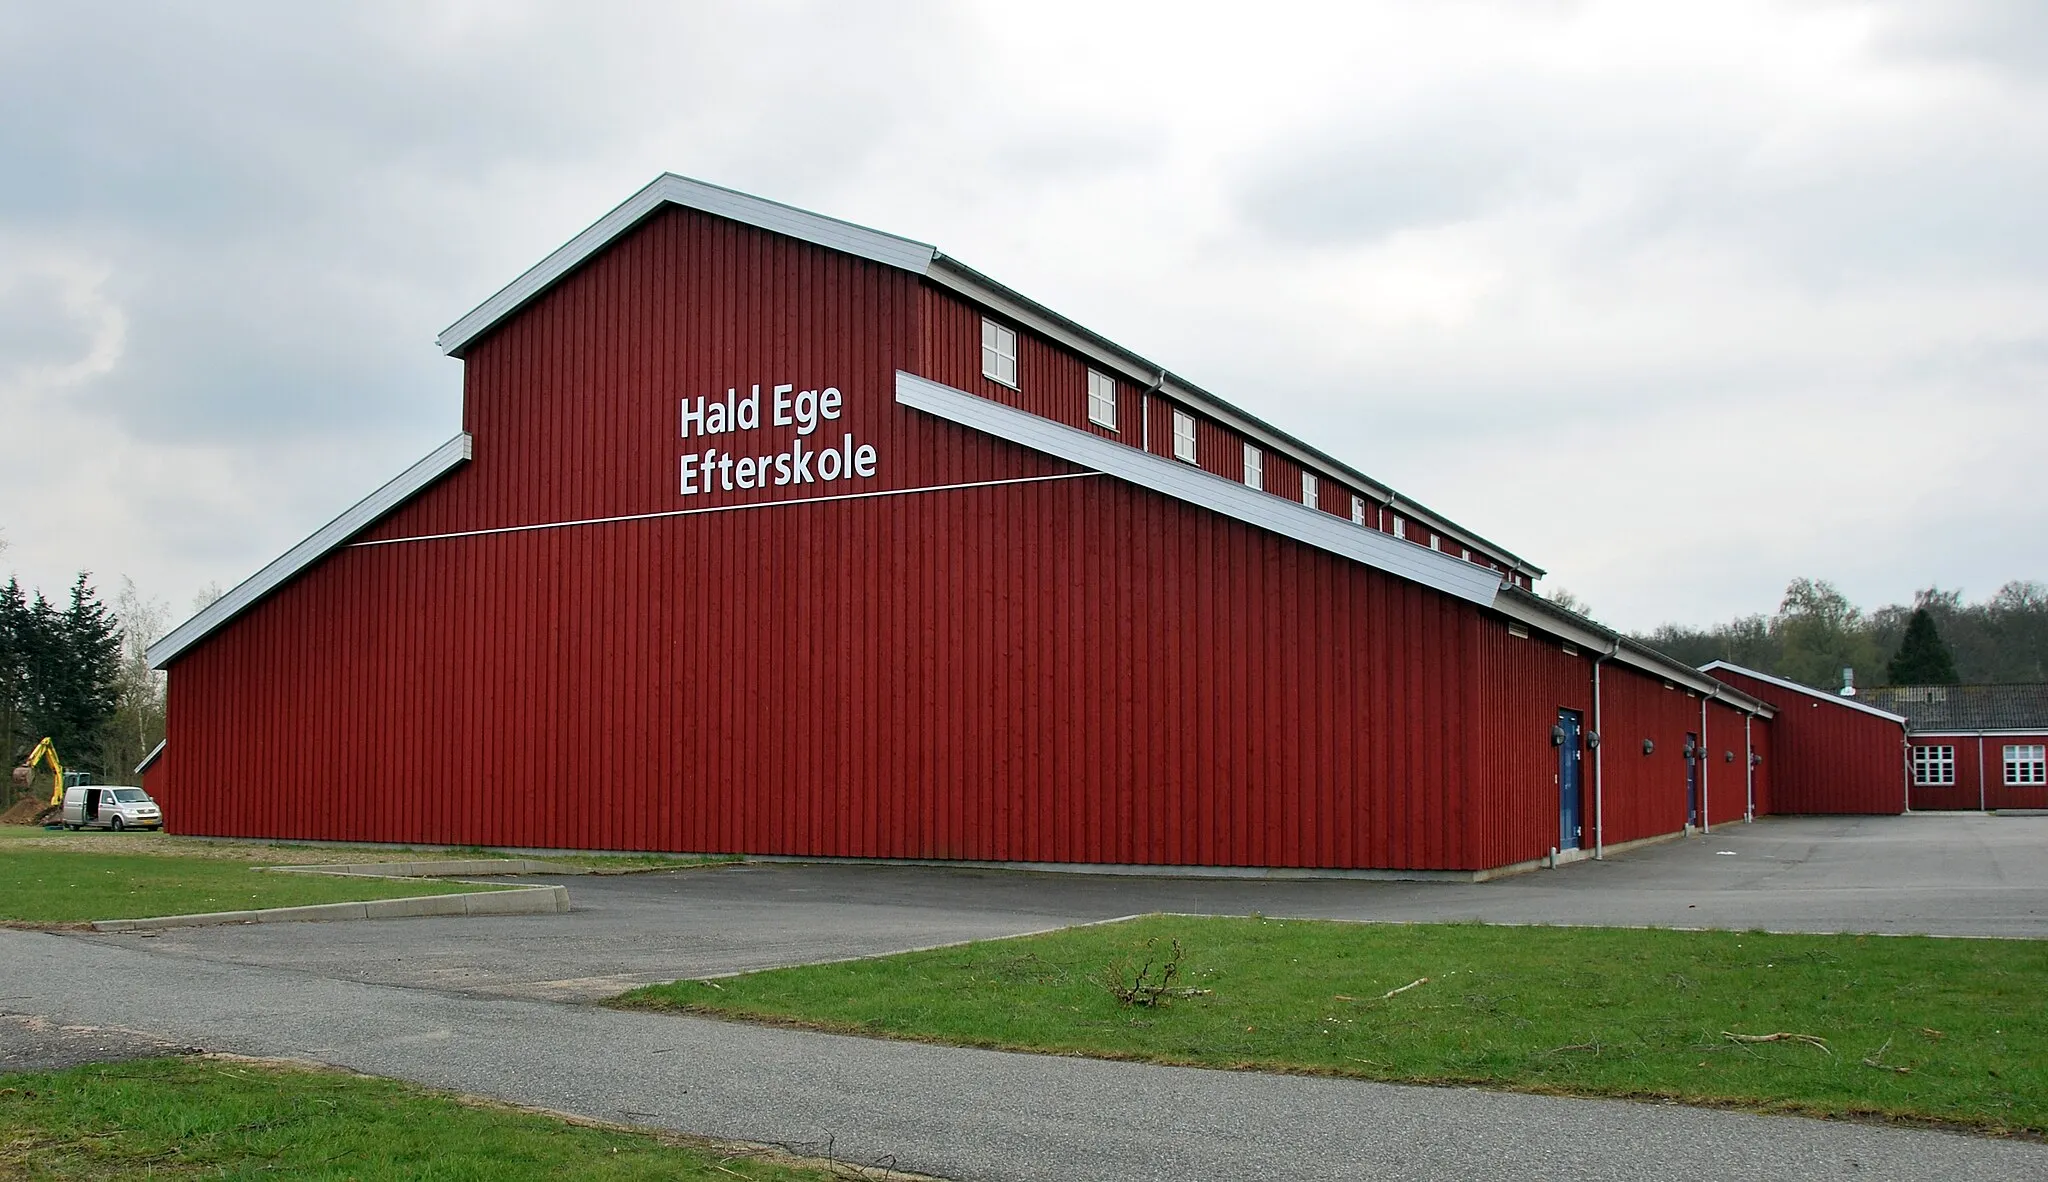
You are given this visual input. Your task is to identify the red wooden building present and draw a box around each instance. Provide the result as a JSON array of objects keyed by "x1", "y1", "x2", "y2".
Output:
[
  {"x1": 146, "y1": 174, "x2": 1813, "y2": 876},
  {"x1": 1866, "y1": 685, "x2": 2048, "y2": 811},
  {"x1": 1698, "y1": 663, "x2": 1908, "y2": 814}
]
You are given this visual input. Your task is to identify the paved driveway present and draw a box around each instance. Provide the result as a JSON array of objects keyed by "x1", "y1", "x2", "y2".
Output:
[
  {"x1": 78, "y1": 812, "x2": 2048, "y2": 1001},
  {"x1": 9, "y1": 812, "x2": 2048, "y2": 1181}
]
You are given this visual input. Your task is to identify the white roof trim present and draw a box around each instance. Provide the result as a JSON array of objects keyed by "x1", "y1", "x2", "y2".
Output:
[
  {"x1": 1910, "y1": 730, "x2": 2048, "y2": 738},
  {"x1": 438, "y1": 174, "x2": 937, "y2": 356},
  {"x1": 1489, "y1": 596, "x2": 1773, "y2": 715},
  {"x1": 134, "y1": 739, "x2": 166, "y2": 775},
  {"x1": 147, "y1": 433, "x2": 474, "y2": 669},
  {"x1": 1699, "y1": 661, "x2": 1909, "y2": 724},
  {"x1": 896, "y1": 371, "x2": 1505, "y2": 607}
]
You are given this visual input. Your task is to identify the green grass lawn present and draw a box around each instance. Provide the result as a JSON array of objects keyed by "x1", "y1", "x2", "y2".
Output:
[
  {"x1": 0, "y1": 1056, "x2": 842, "y2": 1180},
  {"x1": 618, "y1": 915, "x2": 2048, "y2": 1135},
  {"x1": 0, "y1": 847, "x2": 504, "y2": 924}
]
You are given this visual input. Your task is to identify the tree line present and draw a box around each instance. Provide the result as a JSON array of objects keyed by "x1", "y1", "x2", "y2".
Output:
[
  {"x1": 1630, "y1": 578, "x2": 2048, "y2": 693},
  {"x1": 1, "y1": 570, "x2": 167, "y2": 806}
]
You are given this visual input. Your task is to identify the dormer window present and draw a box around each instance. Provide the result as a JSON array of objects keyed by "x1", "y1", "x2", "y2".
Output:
[
  {"x1": 1172, "y1": 409, "x2": 1197, "y2": 462},
  {"x1": 1243, "y1": 443, "x2": 1262, "y2": 489},
  {"x1": 1302, "y1": 472, "x2": 1318, "y2": 510},
  {"x1": 1087, "y1": 369, "x2": 1116, "y2": 429},
  {"x1": 981, "y1": 319, "x2": 1017, "y2": 387}
]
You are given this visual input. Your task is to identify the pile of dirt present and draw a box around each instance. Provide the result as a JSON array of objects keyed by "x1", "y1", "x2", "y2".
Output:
[{"x1": 0, "y1": 795, "x2": 58, "y2": 826}]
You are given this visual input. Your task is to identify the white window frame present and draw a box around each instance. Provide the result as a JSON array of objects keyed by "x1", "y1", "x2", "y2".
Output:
[
  {"x1": 2006, "y1": 744, "x2": 2046, "y2": 786},
  {"x1": 1087, "y1": 369, "x2": 1116, "y2": 430},
  {"x1": 1429, "y1": 533, "x2": 1441, "y2": 551},
  {"x1": 1913, "y1": 744, "x2": 1956, "y2": 786},
  {"x1": 1392, "y1": 514, "x2": 1406, "y2": 539},
  {"x1": 1301, "y1": 472, "x2": 1318, "y2": 510},
  {"x1": 981, "y1": 318, "x2": 1018, "y2": 388},
  {"x1": 1243, "y1": 443, "x2": 1262, "y2": 490},
  {"x1": 1172, "y1": 408, "x2": 1197, "y2": 463},
  {"x1": 1351, "y1": 495, "x2": 1365, "y2": 525}
]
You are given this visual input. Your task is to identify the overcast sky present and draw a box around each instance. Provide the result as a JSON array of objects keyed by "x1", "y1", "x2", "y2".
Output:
[{"x1": 4, "y1": 1, "x2": 2045, "y2": 635}]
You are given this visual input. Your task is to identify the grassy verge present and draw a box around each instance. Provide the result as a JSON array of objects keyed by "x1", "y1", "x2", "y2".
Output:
[
  {"x1": 0, "y1": 826, "x2": 738, "y2": 874},
  {"x1": 0, "y1": 847, "x2": 506, "y2": 924},
  {"x1": 0, "y1": 1056, "x2": 854, "y2": 1180},
  {"x1": 618, "y1": 915, "x2": 2048, "y2": 1136}
]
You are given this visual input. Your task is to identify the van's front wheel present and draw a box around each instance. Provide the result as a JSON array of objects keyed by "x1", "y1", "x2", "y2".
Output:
[{"x1": 110, "y1": 815, "x2": 126, "y2": 832}]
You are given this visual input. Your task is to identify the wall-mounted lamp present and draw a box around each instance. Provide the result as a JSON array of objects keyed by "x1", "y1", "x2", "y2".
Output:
[
  {"x1": 1550, "y1": 724, "x2": 1567, "y2": 746},
  {"x1": 1642, "y1": 739, "x2": 1655, "y2": 755},
  {"x1": 1682, "y1": 741, "x2": 1698, "y2": 760},
  {"x1": 1587, "y1": 732, "x2": 1602, "y2": 749},
  {"x1": 1750, "y1": 752, "x2": 1762, "y2": 766},
  {"x1": 1725, "y1": 750, "x2": 1735, "y2": 763}
]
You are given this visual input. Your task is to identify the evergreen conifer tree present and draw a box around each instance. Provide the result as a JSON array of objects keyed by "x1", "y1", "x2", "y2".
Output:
[{"x1": 1886, "y1": 606, "x2": 1959, "y2": 685}]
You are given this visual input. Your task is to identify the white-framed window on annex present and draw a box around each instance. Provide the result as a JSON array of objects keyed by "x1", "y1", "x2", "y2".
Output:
[
  {"x1": 1351, "y1": 495, "x2": 1366, "y2": 525},
  {"x1": 1172, "y1": 408, "x2": 1197, "y2": 463},
  {"x1": 1243, "y1": 442, "x2": 1262, "y2": 490},
  {"x1": 1301, "y1": 472, "x2": 1318, "y2": 510},
  {"x1": 1913, "y1": 744, "x2": 1956, "y2": 786},
  {"x1": 1087, "y1": 369, "x2": 1116, "y2": 429},
  {"x1": 981, "y1": 319, "x2": 1018, "y2": 387},
  {"x1": 2007, "y1": 744, "x2": 2047, "y2": 786}
]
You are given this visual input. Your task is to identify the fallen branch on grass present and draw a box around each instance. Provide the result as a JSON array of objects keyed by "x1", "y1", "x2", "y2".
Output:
[
  {"x1": 1100, "y1": 938, "x2": 1213, "y2": 1007},
  {"x1": 1722, "y1": 1031, "x2": 1831, "y2": 1055},
  {"x1": 1381, "y1": 977, "x2": 1429, "y2": 1000},
  {"x1": 1862, "y1": 1036, "x2": 1911, "y2": 1074}
]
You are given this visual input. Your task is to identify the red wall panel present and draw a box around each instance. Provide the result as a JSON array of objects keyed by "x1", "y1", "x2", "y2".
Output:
[
  {"x1": 158, "y1": 203, "x2": 1793, "y2": 872},
  {"x1": 1908, "y1": 734, "x2": 2048, "y2": 810},
  {"x1": 1706, "y1": 670, "x2": 1905, "y2": 814}
]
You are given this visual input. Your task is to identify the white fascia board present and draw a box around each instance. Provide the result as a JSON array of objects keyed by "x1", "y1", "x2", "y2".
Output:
[
  {"x1": 134, "y1": 739, "x2": 166, "y2": 775},
  {"x1": 923, "y1": 257, "x2": 1543, "y2": 580},
  {"x1": 1910, "y1": 730, "x2": 2048, "y2": 738},
  {"x1": 1698, "y1": 661, "x2": 1910, "y2": 725},
  {"x1": 1487, "y1": 596, "x2": 1771, "y2": 713},
  {"x1": 147, "y1": 434, "x2": 474, "y2": 670},
  {"x1": 439, "y1": 174, "x2": 937, "y2": 356},
  {"x1": 896, "y1": 371, "x2": 1504, "y2": 607}
]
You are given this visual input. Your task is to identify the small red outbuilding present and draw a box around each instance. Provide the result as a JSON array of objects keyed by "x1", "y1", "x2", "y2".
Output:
[{"x1": 1698, "y1": 662, "x2": 1908, "y2": 814}]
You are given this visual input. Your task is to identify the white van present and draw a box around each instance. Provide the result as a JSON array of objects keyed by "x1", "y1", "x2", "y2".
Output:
[{"x1": 62, "y1": 785, "x2": 163, "y2": 831}]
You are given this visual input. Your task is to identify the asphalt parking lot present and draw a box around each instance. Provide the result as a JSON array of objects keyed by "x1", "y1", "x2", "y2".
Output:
[{"x1": 76, "y1": 812, "x2": 2048, "y2": 1000}]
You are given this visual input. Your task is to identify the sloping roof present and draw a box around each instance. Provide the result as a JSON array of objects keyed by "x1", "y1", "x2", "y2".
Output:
[
  {"x1": 146, "y1": 434, "x2": 473, "y2": 669},
  {"x1": 134, "y1": 739, "x2": 166, "y2": 775},
  {"x1": 1698, "y1": 661, "x2": 1909, "y2": 725},
  {"x1": 438, "y1": 173, "x2": 1541, "y2": 579},
  {"x1": 1864, "y1": 684, "x2": 2048, "y2": 732}
]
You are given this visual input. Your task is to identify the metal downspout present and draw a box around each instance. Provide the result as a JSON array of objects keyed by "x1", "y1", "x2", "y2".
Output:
[
  {"x1": 1140, "y1": 369, "x2": 1164, "y2": 455},
  {"x1": 1700, "y1": 694, "x2": 1711, "y2": 835},
  {"x1": 1593, "y1": 640, "x2": 1616, "y2": 860},
  {"x1": 1744, "y1": 712, "x2": 1754, "y2": 822}
]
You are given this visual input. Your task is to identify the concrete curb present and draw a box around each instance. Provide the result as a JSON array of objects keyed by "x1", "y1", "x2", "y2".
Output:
[
  {"x1": 91, "y1": 884, "x2": 570, "y2": 932},
  {"x1": 259, "y1": 859, "x2": 564, "y2": 878}
]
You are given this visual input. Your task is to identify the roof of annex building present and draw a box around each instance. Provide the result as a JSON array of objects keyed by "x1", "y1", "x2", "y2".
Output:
[
  {"x1": 1697, "y1": 661, "x2": 1910, "y2": 725},
  {"x1": 1864, "y1": 683, "x2": 2048, "y2": 733}
]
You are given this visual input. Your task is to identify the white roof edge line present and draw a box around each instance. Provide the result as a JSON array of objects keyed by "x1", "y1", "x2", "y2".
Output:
[
  {"x1": 1489, "y1": 599, "x2": 1771, "y2": 714},
  {"x1": 146, "y1": 433, "x2": 473, "y2": 669},
  {"x1": 894, "y1": 371, "x2": 1503, "y2": 607},
  {"x1": 922, "y1": 259, "x2": 1543, "y2": 578},
  {"x1": 134, "y1": 738, "x2": 167, "y2": 775},
  {"x1": 1698, "y1": 661, "x2": 1910, "y2": 724},
  {"x1": 439, "y1": 173, "x2": 937, "y2": 356}
]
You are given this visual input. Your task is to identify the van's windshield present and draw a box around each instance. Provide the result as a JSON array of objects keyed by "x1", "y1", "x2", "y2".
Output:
[{"x1": 111, "y1": 789, "x2": 150, "y2": 804}]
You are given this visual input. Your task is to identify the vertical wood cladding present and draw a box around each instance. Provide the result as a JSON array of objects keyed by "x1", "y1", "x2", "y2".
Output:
[
  {"x1": 159, "y1": 202, "x2": 1798, "y2": 870},
  {"x1": 1907, "y1": 734, "x2": 2048, "y2": 810},
  {"x1": 162, "y1": 207, "x2": 1528, "y2": 870},
  {"x1": 1705, "y1": 669, "x2": 1905, "y2": 814}
]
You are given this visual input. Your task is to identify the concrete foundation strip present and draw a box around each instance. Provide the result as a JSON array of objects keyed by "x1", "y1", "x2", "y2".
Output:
[{"x1": 91, "y1": 859, "x2": 570, "y2": 933}]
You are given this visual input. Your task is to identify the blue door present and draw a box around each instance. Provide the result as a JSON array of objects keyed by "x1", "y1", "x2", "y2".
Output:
[
  {"x1": 1558, "y1": 708, "x2": 1584, "y2": 851},
  {"x1": 1686, "y1": 732, "x2": 1700, "y2": 827}
]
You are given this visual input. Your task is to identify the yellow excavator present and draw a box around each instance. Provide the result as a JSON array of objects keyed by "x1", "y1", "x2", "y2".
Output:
[{"x1": 21, "y1": 736, "x2": 65, "y2": 807}]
